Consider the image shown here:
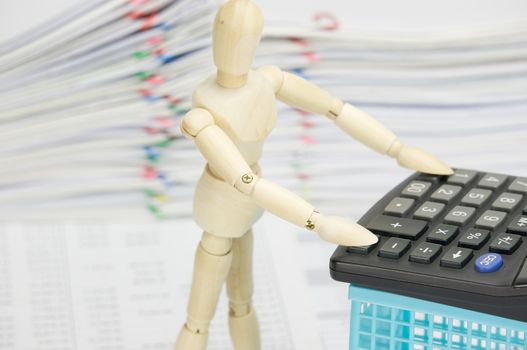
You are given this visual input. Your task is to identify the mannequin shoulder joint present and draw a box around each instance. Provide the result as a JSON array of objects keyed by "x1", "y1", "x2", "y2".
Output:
[{"x1": 258, "y1": 65, "x2": 284, "y2": 93}]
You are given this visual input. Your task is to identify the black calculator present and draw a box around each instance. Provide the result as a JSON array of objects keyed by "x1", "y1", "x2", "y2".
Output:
[{"x1": 330, "y1": 169, "x2": 527, "y2": 322}]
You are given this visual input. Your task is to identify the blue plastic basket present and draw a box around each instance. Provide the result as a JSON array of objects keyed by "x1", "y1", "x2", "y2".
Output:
[{"x1": 349, "y1": 285, "x2": 527, "y2": 350}]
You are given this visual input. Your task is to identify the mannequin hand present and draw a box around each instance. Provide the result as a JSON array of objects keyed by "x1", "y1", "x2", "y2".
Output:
[
  {"x1": 313, "y1": 214, "x2": 378, "y2": 247},
  {"x1": 394, "y1": 143, "x2": 453, "y2": 176}
]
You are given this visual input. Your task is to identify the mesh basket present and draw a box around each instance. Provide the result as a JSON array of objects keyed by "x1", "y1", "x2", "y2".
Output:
[{"x1": 349, "y1": 285, "x2": 527, "y2": 350}]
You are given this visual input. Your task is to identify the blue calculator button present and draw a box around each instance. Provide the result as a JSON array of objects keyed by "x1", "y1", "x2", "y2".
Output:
[{"x1": 475, "y1": 253, "x2": 503, "y2": 273}]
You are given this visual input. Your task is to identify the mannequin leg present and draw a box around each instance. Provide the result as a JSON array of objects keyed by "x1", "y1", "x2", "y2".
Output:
[
  {"x1": 226, "y1": 229, "x2": 261, "y2": 350},
  {"x1": 175, "y1": 232, "x2": 233, "y2": 350}
]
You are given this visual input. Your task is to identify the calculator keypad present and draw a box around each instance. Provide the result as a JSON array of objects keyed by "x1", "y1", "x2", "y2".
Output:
[
  {"x1": 333, "y1": 169, "x2": 527, "y2": 320},
  {"x1": 350, "y1": 169, "x2": 527, "y2": 275}
]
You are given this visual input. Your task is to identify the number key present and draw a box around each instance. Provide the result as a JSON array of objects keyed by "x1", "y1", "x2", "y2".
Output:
[
  {"x1": 478, "y1": 173, "x2": 508, "y2": 189},
  {"x1": 461, "y1": 188, "x2": 492, "y2": 207},
  {"x1": 509, "y1": 177, "x2": 527, "y2": 194},
  {"x1": 430, "y1": 185, "x2": 462, "y2": 203},
  {"x1": 444, "y1": 206, "x2": 476, "y2": 226},
  {"x1": 413, "y1": 201, "x2": 445, "y2": 221},
  {"x1": 475, "y1": 210, "x2": 507, "y2": 230},
  {"x1": 401, "y1": 181, "x2": 432, "y2": 199},
  {"x1": 491, "y1": 192, "x2": 523, "y2": 212},
  {"x1": 447, "y1": 169, "x2": 477, "y2": 186}
]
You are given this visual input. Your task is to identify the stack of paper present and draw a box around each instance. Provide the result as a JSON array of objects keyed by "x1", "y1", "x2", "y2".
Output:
[
  {"x1": 0, "y1": 0, "x2": 218, "y2": 220},
  {"x1": 1, "y1": 2, "x2": 527, "y2": 350},
  {"x1": 1, "y1": 0, "x2": 526, "y2": 220}
]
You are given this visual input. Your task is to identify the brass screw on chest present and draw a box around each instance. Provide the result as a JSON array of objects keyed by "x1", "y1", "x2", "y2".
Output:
[{"x1": 242, "y1": 174, "x2": 254, "y2": 184}]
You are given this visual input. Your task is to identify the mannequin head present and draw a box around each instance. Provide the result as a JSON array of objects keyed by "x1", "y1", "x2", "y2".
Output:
[{"x1": 213, "y1": 0, "x2": 264, "y2": 88}]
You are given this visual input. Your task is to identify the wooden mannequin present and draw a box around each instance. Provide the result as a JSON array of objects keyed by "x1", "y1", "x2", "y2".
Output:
[{"x1": 175, "y1": 1, "x2": 453, "y2": 349}]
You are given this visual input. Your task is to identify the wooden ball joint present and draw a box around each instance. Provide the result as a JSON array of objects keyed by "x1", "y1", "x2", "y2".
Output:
[{"x1": 175, "y1": 1, "x2": 453, "y2": 349}]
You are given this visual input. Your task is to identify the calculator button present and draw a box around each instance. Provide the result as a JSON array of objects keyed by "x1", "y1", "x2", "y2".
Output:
[
  {"x1": 440, "y1": 247, "x2": 473, "y2": 269},
  {"x1": 515, "y1": 259, "x2": 527, "y2": 286},
  {"x1": 509, "y1": 177, "x2": 527, "y2": 194},
  {"x1": 416, "y1": 174, "x2": 442, "y2": 184},
  {"x1": 491, "y1": 192, "x2": 523, "y2": 212},
  {"x1": 447, "y1": 169, "x2": 477, "y2": 186},
  {"x1": 427, "y1": 224, "x2": 459, "y2": 245},
  {"x1": 401, "y1": 181, "x2": 432, "y2": 199},
  {"x1": 413, "y1": 201, "x2": 445, "y2": 221},
  {"x1": 458, "y1": 228, "x2": 490, "y2": 249},
  {"x1": 430, "y1": 185, "x2": 462, "y2": 203},
  {"x1": 508, "y1": 216, "x2": 527, "y2": 236},
  {"x1": 378, "y1": 238, "x2": 411, "y2": 259},
  {"x1": 475, "y1": 210, "x2": 507, "y2": 230},
  {"x1": 347, "y1": 240, "x2": 377, "y2": 255},
  {"x1": 475, "y1": 253, "x2": 503, "y2": 273},
  {"x1": 460, "y1": 188, "x2": 492, "y2": 207},
  {"x1": 489, "y1": 233, "x2": 522, "y2": 254},
  {"x1": 367, "y1": 215, "x2": 428, "y2": 240},
  {"x1": 444, "y1": 206, "x2": 476, "y2": 225},
  {"x1": 384, "y1": 197, "x2": 415, "y2": 216},
  {"x1": 409, "y1": 243, "x2": 442, "y2": 264},
  {"x1": 478, "y1": 173, "x2": 508, "y2": 189}
]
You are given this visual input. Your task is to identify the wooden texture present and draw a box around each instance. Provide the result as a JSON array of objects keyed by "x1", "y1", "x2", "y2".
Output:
[{"x1": 176, "y1": 1, "x2": 453, "y2": 348}]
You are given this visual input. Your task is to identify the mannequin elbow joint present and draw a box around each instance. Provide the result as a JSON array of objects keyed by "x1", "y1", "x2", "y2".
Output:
[
  {"x1": 234, "y1": 172, "x2": 259, "y2": 196},
  {"x1": 180, "y1": 109, "x2": 215, "y2": 139}
]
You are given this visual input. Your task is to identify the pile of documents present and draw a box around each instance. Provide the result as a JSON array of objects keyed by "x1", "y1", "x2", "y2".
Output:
[
  {"x1": 1, "y1": 1, "x2": 527, "y2": 350},
  {"x1": 0, "y1": 0, "x2": 526, "y2": 221}
]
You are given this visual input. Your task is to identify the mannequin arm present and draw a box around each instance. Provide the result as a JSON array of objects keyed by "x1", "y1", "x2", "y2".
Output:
[
  {"x1": 259, "y1": 66, "x2": 453, "y2": 175},
  {"x1": 181, "y1": 108, "x2": 377, "y2": 247}
]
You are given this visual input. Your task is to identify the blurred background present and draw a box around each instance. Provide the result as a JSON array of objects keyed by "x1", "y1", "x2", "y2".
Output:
[{"x1": 0, "y1": 1, "x2": 526, "y2": 349}]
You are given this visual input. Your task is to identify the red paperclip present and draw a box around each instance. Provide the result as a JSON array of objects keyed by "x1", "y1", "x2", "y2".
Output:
[
  {"x1": 143, "y1": 166, "x2": 158, "y2": 180},
  {"x1": 129, "y1": 0, "x2": 150, "y2": 5},
  {"x1": 313, "y1": 11, "x2": 340, "y2": 31},
  {"x1": 290, "y1": 38, "x2": 320, "y2": 63},
  {"x1": 141, "y1": 13, "x2": 158, "y2": 31}
]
